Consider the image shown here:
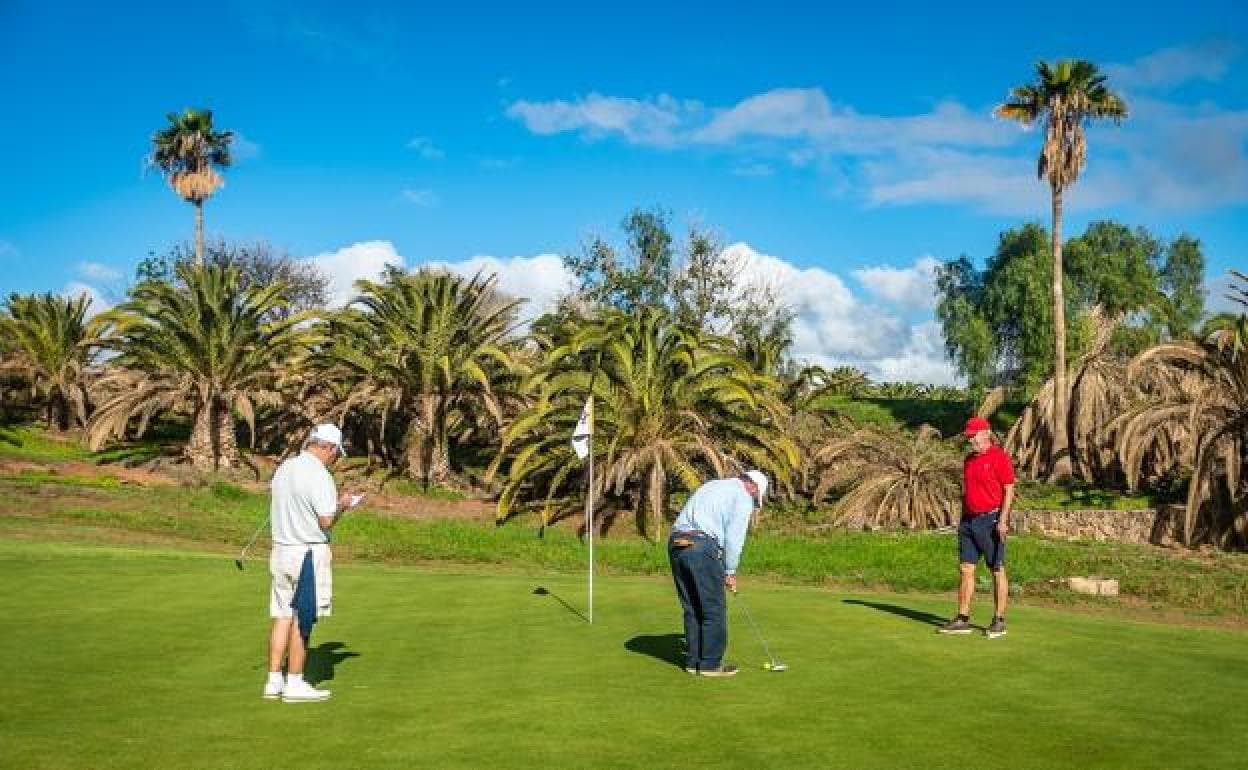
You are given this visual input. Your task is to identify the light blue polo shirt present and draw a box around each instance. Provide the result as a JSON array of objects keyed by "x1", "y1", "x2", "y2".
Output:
[{"x1": 672, "y1": 478, "x2": 755, "y2": 575}]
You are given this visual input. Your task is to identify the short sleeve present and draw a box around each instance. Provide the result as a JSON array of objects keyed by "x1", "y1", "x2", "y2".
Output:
[{"x1": 995, "y1": 449, "x2": 1016, "y2": 485}]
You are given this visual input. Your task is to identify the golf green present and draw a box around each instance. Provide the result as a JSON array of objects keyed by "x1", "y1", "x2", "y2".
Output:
[{"x1": 2, "y1": 541, "x2": 1244, "y2": 769}]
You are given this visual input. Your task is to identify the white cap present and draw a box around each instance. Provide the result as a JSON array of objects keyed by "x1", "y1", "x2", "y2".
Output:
[
  {"x1": 744, "y1": 469, "x2": 769, "y2": 505},
  {"x1": 309, "y1": 424, "x2": 347, "y2": 457}
]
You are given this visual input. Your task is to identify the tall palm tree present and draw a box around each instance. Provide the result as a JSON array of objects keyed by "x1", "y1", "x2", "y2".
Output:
[
  {"x1": 492, "y1": 308, "x2": 797, "y2": 539},
  {"x1": 0, "y1": 292, "x2": 104, "y2": 429},
  {"x1": 88, "y1": 263, "x2": 316, "y2": 471},
  {"x1": 996, "y1": 60, "x2": 1127, "y2": 479},
  {"x1": 150, "y1": 109, "x2": 234, "y2": 266},
  {"x1": 320, "y1": 269, "x2": 523, "y2": 485}
]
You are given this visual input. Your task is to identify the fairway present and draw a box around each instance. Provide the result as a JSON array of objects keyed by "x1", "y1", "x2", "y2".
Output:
[{"x1": 2, "y1": 541, "x2": 1245, "y2": 770}]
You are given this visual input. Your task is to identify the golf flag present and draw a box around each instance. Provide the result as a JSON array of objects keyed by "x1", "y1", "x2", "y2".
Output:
[{"x1": 571, "y1": 396, "x2": 593, "y2": 460}]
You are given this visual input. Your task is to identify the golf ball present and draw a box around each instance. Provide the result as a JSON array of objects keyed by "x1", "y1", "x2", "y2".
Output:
[{"x1": 762, "y1": 662, "x2": 772, "y2": 670}]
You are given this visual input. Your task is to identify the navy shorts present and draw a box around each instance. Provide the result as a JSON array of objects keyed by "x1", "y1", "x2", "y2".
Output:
[{"x1": 959, "y1": 511, "x2": 1005, "y2": 570}]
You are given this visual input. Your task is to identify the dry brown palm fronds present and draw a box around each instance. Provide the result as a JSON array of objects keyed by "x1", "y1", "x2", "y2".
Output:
[
  {"x1": 1111, "y1": 333, "x2": 1248, "y2": 544},
  {"x1": 810, "y1": 424, "x2": 961, "y2": 530},
  {"x1": 171, "y1": 169, "x2": 223, "y2": 203}
]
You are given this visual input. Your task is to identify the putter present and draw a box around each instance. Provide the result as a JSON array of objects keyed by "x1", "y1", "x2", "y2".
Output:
[
  {"x1": 733, "y1": 591, "x2": 788, "y2": 672},
  {"x1": 233, "y1": 516, "x2": 269, "y2": 571}
]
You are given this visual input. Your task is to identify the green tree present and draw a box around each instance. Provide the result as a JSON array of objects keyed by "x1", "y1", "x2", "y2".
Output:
[
  {"x1": 150, "y1": 109, "x2": 234, "y2": 266},
  {"x1": 88, "y1": 263, "x2": 315, "y2": 471},
  {"x1": 996, "y1": 59, "x2": 1128, "y2": 479},
  {"x1": 0, "y1": 292, "x2": 103, "y2": 429},
  {"x1": 136, "y1": 238, "x2": 330, "y2": 319},
  {"x1": 1156, "y1": 236, "x2": 1206, "y2": 341},
  {"x1": 492, "y1": 307, "x2": 797, "y2": 539},
  {"x1": 565, "y1": 206, "x2": 675, "y2": 313},
  {"x1": 321, "y1": 269, "x2": 522, "y2": 485}
]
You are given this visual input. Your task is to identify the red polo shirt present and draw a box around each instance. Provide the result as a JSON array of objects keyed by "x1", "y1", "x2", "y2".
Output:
[{"x1": 963, "y1": 445, "x2": 1015, "y2": 515}]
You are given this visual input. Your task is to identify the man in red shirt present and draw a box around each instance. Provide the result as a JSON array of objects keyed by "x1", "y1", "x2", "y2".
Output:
[{"x1": 939, "y1": 416, "x2": 1015, "y2": 639}]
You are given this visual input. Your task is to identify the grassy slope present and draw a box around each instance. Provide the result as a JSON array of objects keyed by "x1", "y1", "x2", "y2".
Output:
[
  {"x1": 2, "y1": 472, "x2": 1246, "y2": 617},
  {"x1": 1, "y1": 541, "x2": 1244, "y2": 769}
]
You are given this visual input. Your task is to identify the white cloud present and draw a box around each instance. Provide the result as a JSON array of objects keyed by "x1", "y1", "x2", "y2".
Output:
[
  {"x1": 303, "y1": 241, "x2": 575, "y2": 319},
  {"x1": 401, "y1": 188, "x2": 439, "y2": 207},
  {"x1": 1107, "y1": 42, "x2": 1240, "y2": 91},
  {"x1": 506, "y1": 92, "x2": 701, "y2": 146},
  {"x1": 304, "y1": 240, "x2": 406, "y2": 307},
  {"x1": 425, "y1": 253, "x2": 575, "y2": 319},
  {"x1": 869, "y1": 322, "x2": 961, "y2": 385},
  {"x1": 727, "y1": 242, "x2": 959, "y2": 383},
  {"x1": 77, "y1": 261, "x2": 123, "y2": 282},
  {"x1": 507, "y1": 48, "x2": 1248, "y2": 214},
  {"x1": 62, "y1": 282, "x2": 113, "y2": 318},
  {"x1": 853, "y1": 257, "x2": 941, "y2": 309},
  {"x1": 406, "y1": 136, "x2": 445, "y2": 160}
]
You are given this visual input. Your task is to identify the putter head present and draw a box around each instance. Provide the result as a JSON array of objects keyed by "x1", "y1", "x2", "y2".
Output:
[
  {"x1": 769, "y1": 662, "x2": 788, "y2": 672},
  {"x1": 234, "y1": 558, "x2": 245, "y2": 571}
]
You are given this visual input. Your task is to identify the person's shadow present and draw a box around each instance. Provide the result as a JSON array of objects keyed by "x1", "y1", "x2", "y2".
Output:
[
  {"x1": 624, "y1": 633, "x2": 686, "y2": 669},
  {"x1": 841, "y1": 599, "x2": 948, "y2": 627},
  {"x1": 305, "y1": 641, "x2": 360, "y2": 685}
]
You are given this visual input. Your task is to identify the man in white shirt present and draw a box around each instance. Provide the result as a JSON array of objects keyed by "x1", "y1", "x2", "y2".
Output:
[{"x1": 263, "y1": 424, "x2": 356, "y2": 703}]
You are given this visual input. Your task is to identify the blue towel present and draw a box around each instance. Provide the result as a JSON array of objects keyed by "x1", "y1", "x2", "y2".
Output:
[{"x1": 292, "y1": 549, "x2": 318, "y2": 647}]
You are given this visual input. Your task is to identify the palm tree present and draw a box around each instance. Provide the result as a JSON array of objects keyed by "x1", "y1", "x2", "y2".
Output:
[
  {"x1": 809, "y1": 424, "x2": 961, "y2": 530},
  {"x1": 1112, "y1": 306, "x2": 1247, "y2": 546},
  {"x1": 995, "y1": 60, "x2": 1128, "y2": 480},
  {"x1": 150, "y1": 109, "x2": 234, "y2": 266},
  {"x1": 320, "y1": 269, "x2": 523, "y2": 485},
  {"x1": 0, "y1": 292, "x2": 104, "y2": 430},
  {"x1": 492, "y1": 308, "x2": 797, "y2": 539},
  {"x1": 88, "y1": 263, "x2": 316, "y2": 471},
  {"x1": 1005, "y1": 307, "x2": 1132, "y2": 482}
]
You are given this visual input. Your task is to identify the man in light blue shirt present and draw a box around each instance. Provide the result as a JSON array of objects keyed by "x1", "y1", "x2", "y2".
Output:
[{"x1": 668, "y1": 470, "x2": 768, "y2": 677}]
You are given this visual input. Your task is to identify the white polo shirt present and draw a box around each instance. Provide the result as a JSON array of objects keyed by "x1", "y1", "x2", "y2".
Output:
[{"x1": 270, "y1": 451, "x2": 337, "y2": 545}]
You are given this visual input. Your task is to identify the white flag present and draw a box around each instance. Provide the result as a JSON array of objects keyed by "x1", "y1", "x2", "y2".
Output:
[{"x1": 571, "y1": 396, "x2": 593, "y2": 460}]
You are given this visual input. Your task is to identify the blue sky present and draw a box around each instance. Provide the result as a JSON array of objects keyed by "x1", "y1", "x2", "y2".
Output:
[{"x1": 1, "y1": 0, "x2": 1245, "y2": 382}]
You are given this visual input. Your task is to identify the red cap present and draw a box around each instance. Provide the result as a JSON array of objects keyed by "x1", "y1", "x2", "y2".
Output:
[{"x1": 963, "y1": 416, "x2": 991, "y2": 437}]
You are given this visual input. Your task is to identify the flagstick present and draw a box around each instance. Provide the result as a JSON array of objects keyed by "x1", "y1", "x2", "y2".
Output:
[{"x1": 586, "y1": 396, "x2": 594, "y2": 625}]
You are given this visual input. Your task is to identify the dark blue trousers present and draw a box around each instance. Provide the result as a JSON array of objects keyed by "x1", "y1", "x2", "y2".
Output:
[{"x1": 668, "y1": 532, "x2": 727, "y2": 670}]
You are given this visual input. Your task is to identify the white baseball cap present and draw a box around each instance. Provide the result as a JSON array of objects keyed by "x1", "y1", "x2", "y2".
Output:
[
  {"x1": 744, "y1": 469, "x2": 769, "y2": 505},
  {"x1": 309, "y1": 423, "x2": 347, "y2": 456}
]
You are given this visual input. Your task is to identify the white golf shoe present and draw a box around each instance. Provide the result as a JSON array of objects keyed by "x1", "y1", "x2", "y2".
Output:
[
  {"x1": 262, "y1": 679, "x2": 284, "y2": 700},
  {"x1": 282, "y1": 679, "x2": 331, "y2": 703}
]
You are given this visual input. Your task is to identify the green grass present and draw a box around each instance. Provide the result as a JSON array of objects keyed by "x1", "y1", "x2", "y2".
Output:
[
  {"x1": 2, "y1": 471, "x2": 1246, "y2": 616},
  {"x1": 1014, "y1": 480, "x2": 1158, "y2": 511},
  {"x1": 0, "y1": 540, "x2": 1244, "y2": 769},
  {"x1": 0, "y1": 425, "x2": 94, "y2": 462}
]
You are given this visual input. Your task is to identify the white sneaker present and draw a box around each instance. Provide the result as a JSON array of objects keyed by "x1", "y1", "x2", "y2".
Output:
[
  {"x1": 262, "y1": 679, "x2": 284, "y2": 700},
  {"x1": 282, "y1": 680, "x2": 331, "y2": 703}
]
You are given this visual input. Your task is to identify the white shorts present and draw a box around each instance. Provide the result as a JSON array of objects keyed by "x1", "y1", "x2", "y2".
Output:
[{"x1": 269, "y1": 543, "x2": 333, "y2": 619}]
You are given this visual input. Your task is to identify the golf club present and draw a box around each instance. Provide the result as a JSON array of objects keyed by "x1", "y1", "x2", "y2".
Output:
[
  {"x1": 233, "y1": 516, "x2": 269, "y2": 571},
  {"x1": 732, "y1": 590, "x2": 788, "y2": 672}
]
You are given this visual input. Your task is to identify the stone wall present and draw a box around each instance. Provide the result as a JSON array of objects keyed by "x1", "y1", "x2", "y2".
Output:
[{"x1": 1012, "y1": 506, "x2": 1184, "y2": 547}]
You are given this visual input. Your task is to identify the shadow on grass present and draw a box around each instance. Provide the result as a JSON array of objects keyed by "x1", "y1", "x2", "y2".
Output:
[
  {"x1": 305, "y1": 641, "x2": 360, "y2": 685},
  {"x1": 624, "y1": 633, "x2": 685, "y2": 669},
  {"x1": 842, "y1": 599, "x2": 948, "y2": 627},
  {"x1": 533, "y1": 586, "x2": 587, "y2": 622},
  {"x1": 95, "y1": 442, "x2": 177, "y2": 466}
]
